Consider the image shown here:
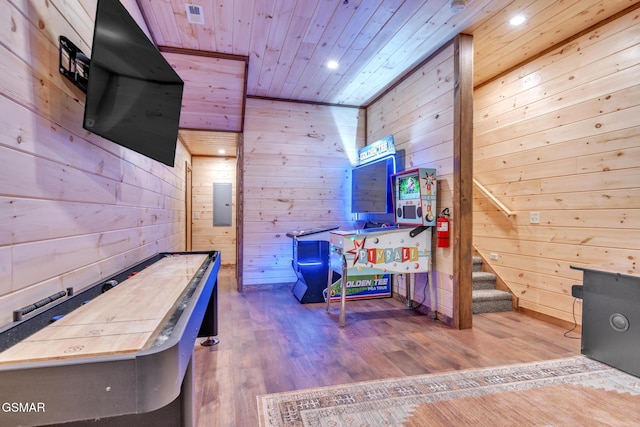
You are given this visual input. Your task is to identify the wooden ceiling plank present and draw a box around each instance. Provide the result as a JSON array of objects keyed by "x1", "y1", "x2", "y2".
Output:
[
  {"x1": 169, "y1": 0, "x2": 200, "y2": 50},
  {"x1": 275, "y1": 0, "x2": 344, "y2": 100},
  {"x1": 328, "y1": 0, "x2": 445, "y2": 105},
  {"x1": 474, "y1": 13, "x2": 640, "y2": 122},
  {"x1": 180, "y1": 130, "x2": 237, "y2": 144},
  {"x1": 468, "y1": 0, "x2": 547, "y2": 51},
  {"x1": 325, "y1": 3, "x2": 444, "y2": 105},
  {"x1": 261, "y1": 0, "x2": 340, "y2": 100},
  {"x1": 138, "y1": 0, "x2": 183, "y2": 46},
  {"x1": 182, "y1": 0, "x2": 219, "y2": 51},
  {"x1": 137, "y1": 0, "x2": 638, "y2": 114},
  {"x1": 267, "y1": 0, "x2": 320, "y2": 99},
  {"x1": 246, "y1": 0, "x2": 277, "y2": 94},
  {"x1": 251, "y1": 0, "x2": 299, "y2": 98},
  {"x1": 179, "y1": 130, "x2": 239, "y2": 156},
  {"x1": 164, "y1": 51, "x2": 245, "y2": 132},
  {"x1": 307, "y1": 0, "x2": 405, "y2": 103},
  {"x1": 339, "y1": 0, "x2": 493, "y2": 105},
  {"x1": 212, "y1": 0, "x2": 235, "y2": 53},
  {"x1": 473, "y1": 0, "x2": 622, "y2": 85},
  {"x1": 133, "y1": 1, "x2": 163, "y2": 45},
  {"x1": 391, "y1": 0, "x2": 498, "y2": 91},
  {"x1": 473, "y1": 0, "x2": 582, "y2": 82},
  {"x1": 277, "y1": 42, "x2": 320, "y2": 100},
  {"x1": 290, "y1": 0, "x2": 375, "y2": 101},
  {"x1": 232, "y1": 0, "x2": 256, "y2": 55},
  {"x1": 288, "y1": 0, "x2": 387, "y2": 103}
]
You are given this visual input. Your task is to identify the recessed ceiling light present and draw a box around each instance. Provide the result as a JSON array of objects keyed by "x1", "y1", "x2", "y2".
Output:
[
  {"x1": 509, "y1": 15, "x2": 526, "y2": 26},
  {"x1": 327, "y1": 60, "x2": 339, "y2": 70},
  {"x1": 218, "y1": 149, "x2": 226, "y2": 155}
]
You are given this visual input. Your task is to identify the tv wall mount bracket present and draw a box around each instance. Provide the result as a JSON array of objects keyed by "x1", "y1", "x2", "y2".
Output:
[{"x1": 59, "y1": 36, "x2": 90, "y2": 94}]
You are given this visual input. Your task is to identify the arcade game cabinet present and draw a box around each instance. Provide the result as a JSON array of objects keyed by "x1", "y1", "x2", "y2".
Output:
[
  {"x1": 287, "y1": 226, "x2": 339, "y2": 303},
  {"x1": 326, "y1": 168, "x2": 438, "y2": 327},
  {"x1": 391, "y1": 167, "x2": 438, "y2": 228}
]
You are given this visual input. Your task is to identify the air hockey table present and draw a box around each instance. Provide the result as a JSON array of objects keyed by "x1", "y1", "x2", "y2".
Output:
[{"x1": 0, "y1": 250, "x2": 220, "y2": 427}]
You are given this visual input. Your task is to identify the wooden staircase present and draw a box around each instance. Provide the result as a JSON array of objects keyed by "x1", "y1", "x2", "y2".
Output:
[{"x1": 472, "y1": 256, "x2": 513, "y2": 314}]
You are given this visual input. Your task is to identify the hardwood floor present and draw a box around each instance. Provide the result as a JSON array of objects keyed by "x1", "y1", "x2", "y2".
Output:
[{"x1": 194, "y1": 267, "x2": 581, "y2": 426}]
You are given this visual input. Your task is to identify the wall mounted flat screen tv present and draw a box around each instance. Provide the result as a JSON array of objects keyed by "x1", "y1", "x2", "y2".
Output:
[
  {"x1": 83, "y1": 0, "x2": 184, "y2": 167},
  {"x1": 351, "y1": 156, "x2": 396, "y2": 214}
]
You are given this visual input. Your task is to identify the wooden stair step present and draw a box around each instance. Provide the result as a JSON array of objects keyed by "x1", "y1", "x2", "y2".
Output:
[
  {"x1": 472, "y1": 289, "x2": 513, "y2": 314},
  {"x1": 472, "y1": 271, "x2": 497, "y2": 290},
  {"x1": 472, "y1": 256, "x2": 483, "y2": 272}
]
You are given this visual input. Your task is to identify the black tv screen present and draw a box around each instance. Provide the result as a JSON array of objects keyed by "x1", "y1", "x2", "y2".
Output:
[
  {"x1": 83, "y1": 0, "x2": 184, "y2": 167},
  {"x1": 351, "y1": 156, "x2": 396, "y2": 213}
]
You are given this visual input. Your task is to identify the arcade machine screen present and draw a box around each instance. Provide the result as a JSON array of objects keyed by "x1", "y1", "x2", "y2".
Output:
[
  {"x1": 398, "y1": 173, "x2": 420, "y2": 219},
  {"x1": 351, "y1": 155, "x2": 396, "y2": 214},
  {"x1": 399, "y1": 174, "x2": 420, "y2": 199},
  {"x1": 392, "y1": 168, "x2": 437, "y2": 226}
]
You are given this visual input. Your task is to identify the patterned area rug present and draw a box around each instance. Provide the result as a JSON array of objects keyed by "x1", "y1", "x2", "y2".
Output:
[{"x1": 257, "y1": 356, "x2": 640, "y2": 426}]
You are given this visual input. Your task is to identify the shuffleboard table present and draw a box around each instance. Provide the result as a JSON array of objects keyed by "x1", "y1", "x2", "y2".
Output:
[{"x1": 0, "y1": 250, "x2": 220, "y2": 427}]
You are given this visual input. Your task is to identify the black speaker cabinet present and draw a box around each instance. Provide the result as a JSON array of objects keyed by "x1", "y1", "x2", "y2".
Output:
[
  {"x1": 291, "y1": 240, "x2": 330, "y2": 304},
  {"x1": 286, "y1": 226, "x2": 338, "y2": 304},
  {"x1": 572, "y1": 265, "x2": 640, "y2": 378}
]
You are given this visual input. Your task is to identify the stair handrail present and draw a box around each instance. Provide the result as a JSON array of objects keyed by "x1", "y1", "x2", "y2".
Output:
[{"x1": 473, "y1": 178, "x2": 514, "y2": 217}]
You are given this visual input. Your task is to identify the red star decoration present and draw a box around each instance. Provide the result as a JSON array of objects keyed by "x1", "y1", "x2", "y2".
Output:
[
  {"x1": 421, "y1": 171, "x2": 435, "y2": 187},
  {"x1": 347, "y1": 238, "x2": 366, "y2": 266}
]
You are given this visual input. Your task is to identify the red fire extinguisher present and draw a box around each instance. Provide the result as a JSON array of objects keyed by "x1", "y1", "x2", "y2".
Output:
[{"x1": 436, "y1": 208, "x2": 450, "y2": 248}]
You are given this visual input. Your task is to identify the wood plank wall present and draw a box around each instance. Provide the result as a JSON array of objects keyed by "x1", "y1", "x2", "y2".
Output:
[
  {"x1": 191, "y1": 155, "x2": 237, "y2": 265},
  {"x1": 241, "y1": 98, "x2": 365, "y2": 285},
  {"x1": 0, "y1": 0, "x2": 188, "y2": 327},
  {"x1": 366, "y1": 43, "x2": 457, "y2": 322},
  {"x1": 162, "y1": 51, "x2": 246, "y2": 132},
  {"x1": 473, "y1": 8, "x2": 640, "y2": 325}
]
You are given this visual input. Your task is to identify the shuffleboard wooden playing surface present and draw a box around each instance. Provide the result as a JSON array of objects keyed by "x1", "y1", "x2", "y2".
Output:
[{"x1": 0, "y1": 253, "x2": 208, "y2": 365}]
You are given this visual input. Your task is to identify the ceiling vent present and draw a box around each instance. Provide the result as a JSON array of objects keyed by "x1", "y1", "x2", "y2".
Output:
[
  {"x1": 185, "y1": 4, "x2": 204, "y2": 25},
  {"x1": 450, "y1": 0, "x2": 467, "y2": 13}
]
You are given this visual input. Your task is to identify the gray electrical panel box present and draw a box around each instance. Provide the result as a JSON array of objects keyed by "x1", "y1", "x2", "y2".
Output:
[{"x1": 213, "y1": 183, "x2": 232, "y2": 226}]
